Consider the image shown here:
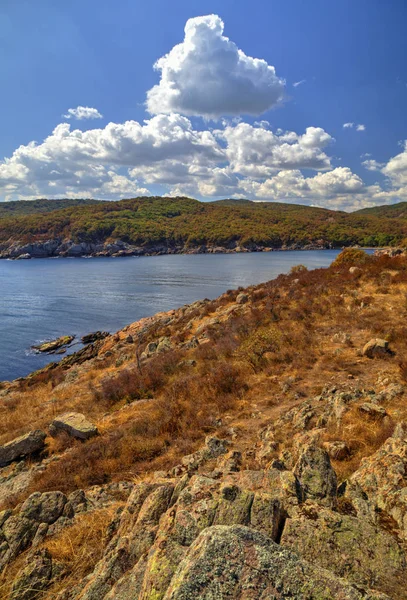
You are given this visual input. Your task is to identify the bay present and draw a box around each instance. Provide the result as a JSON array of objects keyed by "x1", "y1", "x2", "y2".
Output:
[{"x1": 0, "y1": 250, "x2": 360, "y2": 381}]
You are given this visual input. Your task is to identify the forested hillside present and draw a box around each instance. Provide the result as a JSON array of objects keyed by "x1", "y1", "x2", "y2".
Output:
[
  {"x1": 0, "y1": 198, "x2": 102, "y2": 218},
  {"x1": 0, "y1": 196, "x2": 406, "y2": 250}
]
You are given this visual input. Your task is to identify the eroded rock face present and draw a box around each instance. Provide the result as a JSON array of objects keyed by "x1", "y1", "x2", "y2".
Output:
[
  {"x1": 49, "y1": 412, "x2": 98, "y2": 440},
  {"x1": 0, "y1": 430, "x2": 46, "y2": 467}
]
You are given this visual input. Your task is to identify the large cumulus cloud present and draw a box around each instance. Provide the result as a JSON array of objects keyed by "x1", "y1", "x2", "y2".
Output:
[{"x1": 146, "y1": 15, "x2": 285, "y2": 118}]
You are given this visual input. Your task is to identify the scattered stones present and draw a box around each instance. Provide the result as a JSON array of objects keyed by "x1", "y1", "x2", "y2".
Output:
[
  {"x1": 49, "y1": 412, "x2": 98, "y2": 440},
  {"x1": 362, "y1": 338, "x2": 392, "y2": 359},
  {"x1": 0, "y1": 430, "x2": 46, "y2": 467},
  {"x1": 349, "y1": 266, "x2": 362, "y2": 274}
]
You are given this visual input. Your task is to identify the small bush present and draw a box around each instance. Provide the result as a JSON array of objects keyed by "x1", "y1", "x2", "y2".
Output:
[
  {"x1": 290, "y1": 264, "x2": 308, "y2": 274},
  {"x1": 332, "y1": 248, "x2": 371, "y2": 267}
]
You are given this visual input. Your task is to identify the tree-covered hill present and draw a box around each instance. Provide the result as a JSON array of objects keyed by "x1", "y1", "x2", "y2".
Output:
[
  {"x1": 0, "y1": 198, "x2": 103, "y2": 218},
  {"x1": 354, "y1": 202, "x2": 407, "y2": 219},
  {"x1": 0, "y1": 196, "x2": 406, "y2": 250}
]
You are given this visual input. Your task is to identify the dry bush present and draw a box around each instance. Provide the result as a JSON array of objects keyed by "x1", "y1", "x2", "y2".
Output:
[
  {"x1": 332, "y1": 248, "x2": 371, "y2": 267},
  {"x1": 324, "y1": 407, "x2": 395, "y2": 480},
  {"x1": 290, "y1": 264, "x2": 308, "y2": 274},
  {"x1": 95, "y1": 350, "x2": 182, "y2": 406},
  {"x1": 236, "y1": 326, "x2": 282, "y2": 372}
]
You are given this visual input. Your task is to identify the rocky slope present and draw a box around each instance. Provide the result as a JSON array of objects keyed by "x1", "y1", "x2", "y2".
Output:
[{"x1": 0, "y1": 249, "x2": 407, "y2": 598}]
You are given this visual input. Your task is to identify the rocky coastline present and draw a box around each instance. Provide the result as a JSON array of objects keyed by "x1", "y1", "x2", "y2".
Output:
[
  {"x1": 0, "y1": 238, "x2": 335, "y2": 260},
  {"x1": 1, "y1": 249, "x2": 407, "y2": 598}
]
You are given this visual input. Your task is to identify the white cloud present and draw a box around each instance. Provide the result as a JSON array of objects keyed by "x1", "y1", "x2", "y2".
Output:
[
  {"x1": 63, "y1": 106, "x2": 103, "y2": 120},
  {"x1": 219, "y1": 123, "x2": 333, "y2": 177},
  {"x1": 241, "y1": 167, "x2": 363, "y2": 201},
  {"x1": 382, "y1": 141, "x2": 407, "y2": 185},
  {"x1": 0, "y1": 114, "x2": 224, "y2": 200},
  {"x1": 362, "y1": 159, "x2": 384, "y2": 171},
  {"x1": 343, "y1": 123, "x2": 366, "y2": 133},
  {"x1": 293, "y1": 79, "x2": 306, "y2": 88},
  {"x1": 146, "y1": 14, "x2": 285, "y2": 118}
]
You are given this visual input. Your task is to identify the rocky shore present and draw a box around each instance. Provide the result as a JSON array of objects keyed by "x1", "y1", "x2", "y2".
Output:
[
  {"x1": 0, "y1": 238, "x2": 334, "y2": 260},
  {"x1": 1, "y1": 249, "x2": 407, "y2": 598}
]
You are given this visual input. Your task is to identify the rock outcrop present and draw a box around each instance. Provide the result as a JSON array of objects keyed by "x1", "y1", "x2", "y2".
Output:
[
  {"x1": 362, "y1": 338, "x2": 392, "y2": 358},
  {"x1": 49, "y1": 413, "x2": 98, "y2": 440},
  {"x1": 0, "y1": 430, "x2": 46, "y2": 467}
]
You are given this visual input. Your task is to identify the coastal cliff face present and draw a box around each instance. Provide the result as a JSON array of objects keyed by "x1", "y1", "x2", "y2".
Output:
[
  {"x1": 1, "y1": 249, "x2": 407, "y2": 598},
  {"x1": 0, "y1": 237, "x2": 331, "y2": 259}
]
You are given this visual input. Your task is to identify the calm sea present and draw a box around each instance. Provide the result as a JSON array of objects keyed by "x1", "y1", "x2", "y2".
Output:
[{"x1": 0, "y1": 250, "x2": 357, "y2": 381}]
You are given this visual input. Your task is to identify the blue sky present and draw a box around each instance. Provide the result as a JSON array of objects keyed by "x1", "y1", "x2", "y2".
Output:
[{"x1": 0, "y1": 0, "x2": 406, "y2": 210}]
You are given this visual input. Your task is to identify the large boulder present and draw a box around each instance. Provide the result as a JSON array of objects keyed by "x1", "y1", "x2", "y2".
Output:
[
  {"x1": 49, "y1": 412, "x2": 98, "y2": 440},
  {"x1": 163, "y1": 525, "x2": 390, "y2": 600},
  {"x1": 293, "y1": 445, "x2": 337, "y2": 507},
  {"x1": 0, "y1": 430, "x2": 46, "y2": 467}
]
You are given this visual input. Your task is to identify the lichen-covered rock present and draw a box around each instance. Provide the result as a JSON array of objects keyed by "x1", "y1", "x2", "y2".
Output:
[
  {"x1": 346, "y1": 423, "x2": 407, "y2": 538},
  {"x1": 10, "y1": 548, "x2": 53, "y2": 600},
  {"x1": 49, "y1": 412, "x2": 98, "y2": 440},
  {"x1": 20, "y1": 491, "x2": 67, "y2": 524},
  {"x1": 163, "y1": 525, "x2": 390, "y2": 600},
  {"x1": 0, "y1": 515, "x2": 39, "y2": 569},
  {"x1": 294, "y1": 445, "x2": 337, "y2": 507},
  {"x1": 77, "y1": 483, "x2": 174, "y2": 600},
  {"x1": 281, "y1": 503, "x2": 406, "y2": 597},
  {"x1": 32, "y1": 335, "x2": 75, "y2": 353},
  {"x1": 0, "y1": 430, "x2": 46, "y2": 467}
]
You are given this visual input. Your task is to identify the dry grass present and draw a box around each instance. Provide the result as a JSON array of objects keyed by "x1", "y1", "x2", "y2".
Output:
[
  {"x1": 42, "y1": 506, "x2": 119, "y2": 598},
  {"x1": 0, "y1": 506, "x2": 119, "y2": 599}
]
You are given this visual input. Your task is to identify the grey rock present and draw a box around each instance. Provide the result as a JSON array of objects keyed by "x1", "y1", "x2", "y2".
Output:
[
  {"x1": 294, "y1": 445, "x2": 337, "y2": 507},
  {"x1": 0, "y1": 430, "x2": 46, "y2": 467},
  {"x1": 20, "y1": 491, "x2": 67, "y2": 524},
  {"x1": 49, "y1": 412, "x2": 98, "y2": 440}
]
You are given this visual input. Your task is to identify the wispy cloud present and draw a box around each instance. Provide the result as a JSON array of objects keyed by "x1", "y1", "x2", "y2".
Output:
[
  {"x1": 343, "y1": 122, "x2": 366, "y2": 132},
  {"x1": 63, "y1": 106, "x2": 103, "y2": 120},
  {"x1": 293, "y1": 79, "x2": 306, "y2": 88}
]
